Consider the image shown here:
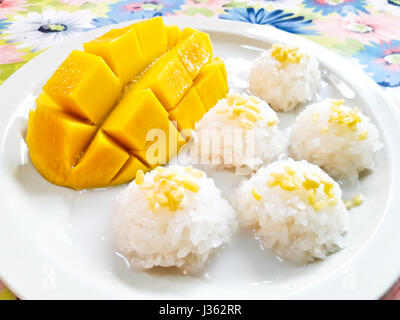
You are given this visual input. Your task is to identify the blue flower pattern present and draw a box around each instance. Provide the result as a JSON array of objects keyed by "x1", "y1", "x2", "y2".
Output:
[
  {"x1": 302, "y1": 0, "x2": 369, "y2": 16},
  {"x1": 219, "y1": 8, "x2": 317, "y2": 35},
  {"x1": 353, "y1": 40, "x2": 400, "y2": 87},
  {"x1": 0, "y1": 19, "x2": 10, "y2": 34},
  {"x1": 93, "y1": 0, "x2": 185, "y2": 27}
]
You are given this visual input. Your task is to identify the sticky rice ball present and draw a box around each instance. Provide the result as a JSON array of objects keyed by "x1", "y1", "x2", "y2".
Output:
[
  {"x1": 192, "y1": 92, "x2": 287, "y2": 172},
  {"x1": 112, "y1": 165, "x2": 237, "y2": 274},
  {"x1": 235, "y1": 159, "x2": 349, "y2": 264},
  {"x1": 249, "y1": 44, "x2": 321, "y2": 112},
  {"x1": 290, "y1": 98, "x2": 383, "y2": 183}
]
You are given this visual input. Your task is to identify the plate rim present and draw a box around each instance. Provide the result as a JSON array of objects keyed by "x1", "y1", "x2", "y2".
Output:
[{"x1": 1, "y1": 17, "x2": 400, "y2": 300}]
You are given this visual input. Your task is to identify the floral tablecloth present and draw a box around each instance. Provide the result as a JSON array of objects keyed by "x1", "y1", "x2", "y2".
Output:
[{"x1": 0, "y1": 0, "x2": 399, "y2": 300}]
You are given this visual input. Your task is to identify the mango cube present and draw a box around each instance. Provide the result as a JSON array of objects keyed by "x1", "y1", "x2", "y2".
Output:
[
  {"x1": 180, "y1": 27, "x2": 197, "y2": 41},
  {"x1": 102, "y1": 89, "x2": 169, "y2": 151},
  {"x1": 66, "y1": 130, "x2": 129, "y2": 189},
  {"x1": 132, "y1": 31, "x2": 212, "y2": 111},
  {"x1": 43, "y1": 50, "x2": 122, "y2": 124},
  {"x1": 26, "y1": 104, "x2": 96, "y2": 185},
  {"x1": 111, "y1": 155, "x2": 149, "y2": 186},
  {"x1": 132, "y1": 17, "x2": 168, "y2": 66},
  {"x1": 83, "y1": 27, "x2": 146, "y2": 84},
  {"x1": 165, "y1": 25, "x2": 182, "y2": 49},
  {"x1": 213, "y1": 57, "x2": 228, "y2": 84},
  {"x1": 134, "y1": 121, "x2": 186, "y2": 167},
  {"x1": 133, "y1": 53, "x2": 192, "y2": 111},
  {"x1": 35, "y1": 92, "x2": 59, "y2": 110},
  {"x1": 176, "y1": 31, "x2": 213, "y2": 79},
  {"x1": 169, "y1": 88, "x2": 206, "y2": 131},
  {"x1": 194, "y1": 58, "x2": 228, "y2": 110}
]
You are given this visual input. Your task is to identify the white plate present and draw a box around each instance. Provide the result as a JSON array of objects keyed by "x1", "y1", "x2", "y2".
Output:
[{"x1": 0, "y1": 17, "x2": 399, "y2": 300}]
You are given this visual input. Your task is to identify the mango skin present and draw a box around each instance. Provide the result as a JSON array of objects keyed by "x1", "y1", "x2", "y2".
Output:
[
  {"x1": 43, "y1": 50, "x2": 122, "y2": 125},
  {"x1": 26, "y1": 102, "x2": 96, "y2": 185}
]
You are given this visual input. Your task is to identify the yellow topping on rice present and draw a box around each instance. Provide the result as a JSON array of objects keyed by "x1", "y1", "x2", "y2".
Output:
[
  {"x1": 267, "y1": 166, "x2": 338, "y2": 211},
  {"x1": 224, "y1": 93, "x2": 278, "y2": 128},
  {"x1": 240, "y1": 119, "x2": 255, "y2": 129},
  {"x1": 216, "y1": 107, "x2": 229, "y2": 114},
  {"x1": 251, "y1": 187, "x2": 262, "y2": 201},
  {"x1": 312, "y1": 112, "x2": 320, "y2": 121},
  {"x1": 267, "y1": 118, "x2": 278, "y2": 127},
  {"x1": 328, "y1": 99, "x2": 362, "y2": 132},
  {"x1": 321, "y1": 126, "x2": 329, "y2": 133},
  {"x1": 139, "y1": 166, "x2": 202, "y2": 212},
  {"x1": 345, "y1": 194, "x2": 364, "y2": 210},
  {"x1": 359, "y1": 130, "x2": 368, "y2": 140},
  {"x1": 271, "y1": 44, "x2": 304, "y2": 65}
]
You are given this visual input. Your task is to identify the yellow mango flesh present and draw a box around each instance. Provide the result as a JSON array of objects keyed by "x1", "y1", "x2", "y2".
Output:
[
  {"x1": 166, "y1": 25, "x2": 182, "y2": 49},
  {"x1": 176, "y1": 31, "x2": 213, "y2": 80},
  {"x1": 194, "y1": 57, "x2": 228, "y2": 110},
  {"x1": 180, "y1": 27, "x2": 196, "y2": 41},
  {"x1": 26, "y1": 104, "x2": 97, "y2": 185},
  {"x1": 131, "y1": 17, "x2": 168, "y2": 66},
  {"x1": 66, "y1": 130, "x2": 130, "y2": 189},
  {"x1": 169, "y1": 88, "x2": 206, "y2": 131},
  {"x1": 27, "y1": 18, "x2": 228, "y2": 190},
  {"x1": 36, "y1": 92, "x2": 59, "y2": 110},
  {"x1": 134, "y1": 121, "x2": 186, "y2": 168},
  {"x1": 83, "y1": 26, "x2": 146, "y2": 85},
  {"x1": 132, "y1": 52, "x2": 193, "y2": 111},
  {"x1": 111, "y1": 155, "x2": 149, "y2": 186},
  {"x1": 43, "y1": 50, "x2": 122, "y2": 124},
  {"x1": 102, "y1": 88, "x2": 169, "y2": 151},
  {"x1": 131, "y1": 31, "x2": 212, "y2": 110}
]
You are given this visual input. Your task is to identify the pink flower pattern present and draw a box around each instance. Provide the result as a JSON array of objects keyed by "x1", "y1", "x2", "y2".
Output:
[
  {"x1": 0, "y1": 45, "x2": 24, "y2": 64},
  {"x1": 314, "y1": 12, "x2": 400, "y2": 44},
  {"x1": 0, "y1": 0, "x2": 28, "y2": 19}
]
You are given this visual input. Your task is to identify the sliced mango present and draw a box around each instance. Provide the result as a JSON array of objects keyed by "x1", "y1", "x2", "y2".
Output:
[
  {"x1": 213, "y1": 57, "x2": 228, "y2": 84},
  {"x1": 180, "y1": 27, "x2": 197, "y2": 41},
  {"x1": 194, "y1": 57, "x2": 228, "y2": 110},
  {"x1": 169, "y1": 88, "x2": 206, "y2": 131},
  {"x1": 111, "y1": 155, "x2": 149, "y2": 186},
  {"x1": 131, "y1": 31, "x2": 212, "y2": 111},
  {"x1": 43, "y1": 50, "x2": 122, "y2": 124},
  {"x1": 134, "y1": 121, "x2": 186, "y2": 167},
  {"x1": 132, "y1": 17, "x2": 168, "y2": 66},
  {"x1": 102, "y1": 88, "x2": 169, "y2": 151},
  {"x1": 166, "y1": 25, "x2": 182, "y2": 49},
  {"x1": 83, "y1": 26, "x2": 146, "y2": 84},
  {"x1": 176, "y1": 31, "x2": 213, "y2": 80},
  {"x1": 27, "y1": 18, "x2": 228, "y2": 189},
  {"x1": 26, "y1": 104, "x2": 96, "y2": 185},
  {"x1": 132, "y1": 53, "x2": 193, "y2": 111},
  {"x1": 66, "y1": 130, "x2": 129, "y2": 189},
  {"x1": 35, "y1": 92, "x2": 59, "y2": 110}
]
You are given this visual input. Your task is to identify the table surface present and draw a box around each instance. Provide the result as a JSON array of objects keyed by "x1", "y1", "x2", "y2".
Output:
[{"x1": 0, "y1": 0, "x2": 399, "y2": 300}]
